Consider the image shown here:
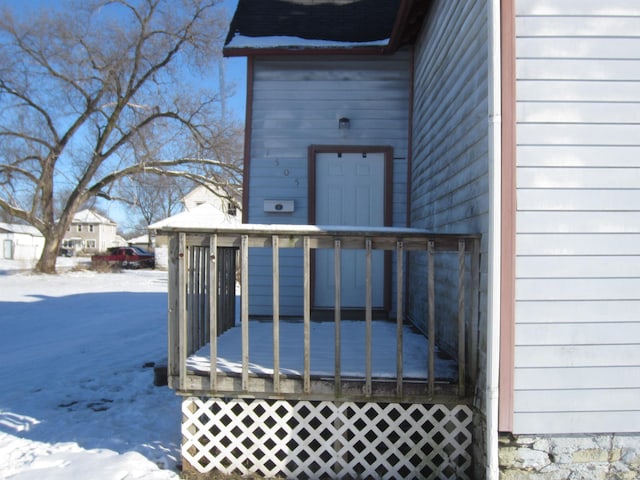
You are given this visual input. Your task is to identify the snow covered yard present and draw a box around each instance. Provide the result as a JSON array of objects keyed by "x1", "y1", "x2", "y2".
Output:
[{"x1": 0, "y1": 262, "x2": 181, "y2": 479}]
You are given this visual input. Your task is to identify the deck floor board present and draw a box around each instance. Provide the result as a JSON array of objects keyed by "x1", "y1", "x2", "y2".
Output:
[{"x1": 187, "y1": 320, "x2": 457, "y2": 381}]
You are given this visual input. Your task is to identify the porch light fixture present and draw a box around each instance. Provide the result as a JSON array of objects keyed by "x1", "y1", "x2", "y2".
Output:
[{"x1": 338, "y1": 117, "x2": 350, "y2": 130}]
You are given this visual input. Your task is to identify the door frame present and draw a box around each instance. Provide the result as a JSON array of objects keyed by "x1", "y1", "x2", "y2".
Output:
[{"x1": 308, "y1": 145, "x2": 394, "y2": 313}]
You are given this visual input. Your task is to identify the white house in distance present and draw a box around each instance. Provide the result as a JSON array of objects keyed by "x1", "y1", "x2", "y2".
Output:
[
  {"x1": 62, "y1": 209, "x2": 124, "y2": 255},
  {"x1": 160, "y1": 1, "x2": 640, "y2": 479},
  {"x1": 0, "y1": 222, "x2": 44, "y2": 261},
  {"x1": 149, "y1": 185, "x2": 241, "y2": 269}
]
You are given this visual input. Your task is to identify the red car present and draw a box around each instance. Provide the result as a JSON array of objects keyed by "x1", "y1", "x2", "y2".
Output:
[{"x1": 91, "y1": 247, "x2": 155, "y2": 269}]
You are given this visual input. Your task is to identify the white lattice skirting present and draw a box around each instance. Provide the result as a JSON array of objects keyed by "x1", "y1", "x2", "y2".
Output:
[{"x1": 182, "y1": 397, "x2": 473, "y2": 479}]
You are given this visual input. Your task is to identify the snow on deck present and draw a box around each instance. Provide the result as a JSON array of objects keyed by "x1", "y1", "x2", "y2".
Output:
[{"x1": 187, "y1": 320, "x2": 457, "y2": 380}]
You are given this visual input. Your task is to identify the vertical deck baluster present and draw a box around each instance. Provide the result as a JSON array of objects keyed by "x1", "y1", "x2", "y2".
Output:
[
  {"x1": 303, "y1": 236, "x2": 311, "y2": 394},
  {"x1": 199, "y1": 246, "x2": 206, "y2": 349},
  {"x1": 178, "y1": 233, "x2": 188, "y2": 391},
  {"x1": 470, "y1": 238, "x2": 481, "y2": 384},
  {"x1": 241, "y1": 234, "x2": 249, "y2": 392},
  {"x1": 194, "y1": 247, "x2": 201, "y2": 350},
  {"x1": 458, "y1": 239, "x2": 466, "y2": 397},
  {"x1": 334, "y1": 238, "x2": 342, "y2": 396},
  {"x1": 203, "y1": 247, "x2": 209, "y2": 349},
  {"x1": 209, "y1": 235, "x2": 218, "y2": 392},
  {"x1": 272, "y1": 235, "x2": 280, "y2": 393},
  {"x1": 396, "y1": 241, "x2": 404, "y2": 397},
  {"x1": 427, "y1": 240, "x2": 435, "y2": 397},
  {"x1": 365, "y1": 238, "x2": 372, "y2": 397},
  {"x1": 193, "y1": 246, "x2": 201, "y2": 349},
  {"x1": 187, "y1": 245, "x2": 193, "y2": 355}
]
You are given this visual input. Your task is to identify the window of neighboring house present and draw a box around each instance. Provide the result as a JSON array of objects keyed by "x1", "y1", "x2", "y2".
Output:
[
  {"x1": 86, "y1": 239, "x2": 96, "y2": 249},
  {"x1": 77, "y1": 225, "x2": 82, "y2": 232},
  {"x1": 89, "y1": 225, "x2": 94, "y2": 232},
  {"x1": 228, "y1": 203, "x2": 237, "y2": 216}
]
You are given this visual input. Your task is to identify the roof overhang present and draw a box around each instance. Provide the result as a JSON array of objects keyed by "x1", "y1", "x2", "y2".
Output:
[{"x1": 223, "y1": 0, "x2": 430, "y2": 57}]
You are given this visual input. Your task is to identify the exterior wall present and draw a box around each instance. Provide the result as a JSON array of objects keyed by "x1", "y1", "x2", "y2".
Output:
[
  {"x1": 65, "y1": 222, "x2": 118, "y2": 253},
  {"x1": 182, "y1": 185, "x2": 240, "y2": 217},
  {"x1": 64, "y1": 210, "x2": 121, "y2": 254},
  {"x1": 246, "y1": 53, "x2": 411, "y2": 316},
  {"x1": 408, "y1": 2, "x2": 489, "y2": 477},
  {"x1": 0, "y1": 232, "x2": 44, "y2": 261},
  {"x1": 513, "y1": 0, "x2": 640, "y2": 434},
  {"x1": 98, "y1": 223, "x2": 119, "y2": 252},
  {"x1": 408, "y1": 0, "x2": 489, "y2": 392}
]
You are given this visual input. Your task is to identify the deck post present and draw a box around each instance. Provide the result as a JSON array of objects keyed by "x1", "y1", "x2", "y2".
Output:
[
  {"x1": 303, "y1": 236, "x2": 311, "y2": 394},
  {"x1": 470, "y1": 237, "x2": 481, "y2": 383},
  {"x1": 365, "y1": 238, "x2": 372, "y2": 397},
  {"x1": 241, "y1": 234, "x2": 249, "y2": 392},
  {"x1": 209, "y1": 235, "x2": 218, "y2": 392},
  {"x1": 334, "y1": 238, "x2": 342, "y2": 397},
  {"x1": 187, "y1": 245, "x2": 195, "y2": 355},
  {"x1": 167, "y1": 233, "x2": 180, "y2": 387},
  {"x1": 427, "y1": 240, "x2": 435, "y2": 397},
  {"x1": 178, "y1": 233, "x2": 188, "y2": 391},
  {"x1": 458, "y1": 239, "x2": 466, "y2": 397},
  {"x1": 272, "y1": 235, "x2": 280, "y2": 393},
  {"x1": 396, "y1": 240, "x2": 404, "y2": 397}
]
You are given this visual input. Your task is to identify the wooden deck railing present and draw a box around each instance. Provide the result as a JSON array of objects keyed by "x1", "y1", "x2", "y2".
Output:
[{"x1": 163, "y1": 224, "x2": 481, "y2": 402}]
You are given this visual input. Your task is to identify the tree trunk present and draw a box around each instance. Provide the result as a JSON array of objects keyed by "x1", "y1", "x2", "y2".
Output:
[{"x1": 35, "y1": 235, "x2": 61, "y2": 274}]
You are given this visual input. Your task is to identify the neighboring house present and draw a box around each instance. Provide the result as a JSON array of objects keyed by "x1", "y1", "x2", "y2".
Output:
[
  {"x1": 182, "y1": 184, "x2": 241, "y2": 216},
  {"x1": 149, "y1": 185, "x2": 241, "y2": 269},
  {"x1": 162, "y1": 1, "x2": 640, "y2": 479},
  {"x1": 0, "y1": 222, "x2": 44, "y2": 261},
  {"x1": 62, "y1": 209, "x2": 122, "y2": 255}
]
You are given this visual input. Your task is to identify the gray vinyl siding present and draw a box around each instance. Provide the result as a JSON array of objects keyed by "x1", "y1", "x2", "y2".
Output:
[
  {"x1": 408, "y1": 0, "x2": 489, "y2": 376},
  {"x1": 247, "y1": 54, "x2": 411, "y2": 316},
  {"x1": 513, "y1": 0, "x2": 640, "y2": 434}
]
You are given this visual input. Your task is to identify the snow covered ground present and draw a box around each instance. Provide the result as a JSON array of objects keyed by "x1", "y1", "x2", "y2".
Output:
[{"x1": 0, "y1": 259, "x2": 181, "y2": 479}]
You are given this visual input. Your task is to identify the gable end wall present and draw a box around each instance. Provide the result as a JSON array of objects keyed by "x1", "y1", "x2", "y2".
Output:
[{"x1": 247, "y1": 54, "x2": 411, "y2": 315}]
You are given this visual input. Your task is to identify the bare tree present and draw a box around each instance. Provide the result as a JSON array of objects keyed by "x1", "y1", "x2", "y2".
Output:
[
  {"x1": 117, "y1": 173, "x2": 192, "y2": 232},
  {"x1": 0, "y1": 0, "x2": 242, "y2": 273}
]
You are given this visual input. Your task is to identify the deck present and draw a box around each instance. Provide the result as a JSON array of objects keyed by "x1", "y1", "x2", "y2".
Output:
[
  {"x1": 163, "y1": 224, "x2": 481, "y2": 403},
  {"x1": 162, "y1": 224, "x2": 481, "y2": 478},
  {"x1": 185, "y1": 318, "x2": 459, "y2": 400}
]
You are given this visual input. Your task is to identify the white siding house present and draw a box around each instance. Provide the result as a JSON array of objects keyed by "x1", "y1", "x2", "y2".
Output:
[
  {"x1": 182, "y1": 184, "x2": 240, "y2": 215},
  {"x1": 162, "y1": 0, "x2": 640, "y2": 478},
  {"x1": 63, "y1": 209, "x2": 120, "y2": 254},
  {"x1": 0, "y1": 223, "x2": 44, "y2": 261},
  {"x1": 511, "y1": 0, "x2": 640, "y2": 435}
]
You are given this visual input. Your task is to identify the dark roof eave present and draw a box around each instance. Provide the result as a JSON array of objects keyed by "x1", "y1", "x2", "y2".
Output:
[{"x1": 223, "y1": 44, "x2": 393, "y2": 57}]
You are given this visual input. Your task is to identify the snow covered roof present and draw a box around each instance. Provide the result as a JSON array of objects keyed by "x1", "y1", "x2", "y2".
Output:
[
  {"x1": 148, "y1": 203, "x2": 240, "y2": 230},
  {"x1": 127, "y1": 234, "x2": 151, "y2": 244},
  {"x1": 224, "y1": 0, "x2": 402, "y2": 53},
  {"x1": 0, "y1": 222, "x2": 43, "y2": 237},
  {"x1": 72, "y1": 209, "x2": 116, "y2": 225}
]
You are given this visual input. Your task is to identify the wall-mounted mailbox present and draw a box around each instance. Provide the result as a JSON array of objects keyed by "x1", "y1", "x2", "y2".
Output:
[{"x1": 264, "y1": 199, "x2": 294, "y2": 213}]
